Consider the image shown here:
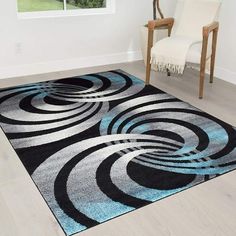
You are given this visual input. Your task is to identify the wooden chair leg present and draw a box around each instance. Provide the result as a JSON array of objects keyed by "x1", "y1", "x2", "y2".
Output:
[
  {"x1": 199, "y1": 35, "x2": 209, "y2": 99},
  {"x1": 210, "y1": 29, "x2": 218, "y2": 83},
  {"x1": 146, "y1": 61, "x2": 151, "y2": 85},
  {"x1": 145, "y1": 26, "x2": 154, "y2": 85},
  {"x1": 199, "y1": 71, "x2": 205, "y2": 99},
  {"x1": 210, "y1": 57, "x2": 215, "y2": 84}
]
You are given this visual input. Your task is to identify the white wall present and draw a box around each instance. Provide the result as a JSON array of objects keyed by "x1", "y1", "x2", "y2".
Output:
[
  {"x1": 2, "y1": 0, "x2": 234, "y2": 85},
  {"x1": 214, "y1": 0, "x2": 236, "y2": 84},
  {"x1": 0, "y1": 0, "x2": 175, "y2": 79},
  {"x1": 0, "y1": 0, "x2": 149, "y2": 77}
]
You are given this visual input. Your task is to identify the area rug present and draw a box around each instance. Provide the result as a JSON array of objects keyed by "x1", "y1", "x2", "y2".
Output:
[{"x1": 0, "y1": 70, "x2": 236, "y2": 235}]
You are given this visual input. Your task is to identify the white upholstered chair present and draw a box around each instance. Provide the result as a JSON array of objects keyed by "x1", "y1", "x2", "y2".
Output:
[{"x1": 146, "y1": 0, "x2": 222, "y2": 99}]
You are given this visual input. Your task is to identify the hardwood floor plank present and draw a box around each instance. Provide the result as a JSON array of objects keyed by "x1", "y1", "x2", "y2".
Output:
[{"x1": 0, "y1": 177, "x2": 65, "y2": 236}]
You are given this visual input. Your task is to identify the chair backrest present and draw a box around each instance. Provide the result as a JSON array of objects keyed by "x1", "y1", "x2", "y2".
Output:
[{"x1": 172, "y1": 0, "x2": 222, "y2": 40}]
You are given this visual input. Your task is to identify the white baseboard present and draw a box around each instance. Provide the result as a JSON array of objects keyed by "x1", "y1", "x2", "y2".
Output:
[
  {"x1": 215, "y1": 66, "x2": 236, "y2": 85},
  {"x1": 0, "y1": 50, "x2": 142, "y2": 80}
]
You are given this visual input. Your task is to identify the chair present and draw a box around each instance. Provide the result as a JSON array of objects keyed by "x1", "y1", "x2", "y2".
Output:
[{"x1": 146, "y1": 0, "x2": 222, "y2": 99}]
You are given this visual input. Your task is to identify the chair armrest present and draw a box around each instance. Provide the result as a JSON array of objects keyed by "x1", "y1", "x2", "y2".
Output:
[
  {"x1": 203, "y1": 21, "x2": 219, "y2": 37},
  {"x1": 148, "y1": 18, "x2": 175, "y2": 33}
]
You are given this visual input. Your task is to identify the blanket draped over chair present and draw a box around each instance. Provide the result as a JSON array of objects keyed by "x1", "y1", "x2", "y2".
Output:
[{"x1": 151, "y1": 0, "x2": 221, "y2": 74}]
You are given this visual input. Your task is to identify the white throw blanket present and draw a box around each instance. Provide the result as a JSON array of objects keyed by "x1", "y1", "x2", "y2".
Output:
[
  {"x1": 151, "y1": 36, "x2": 198, "y2": 74},
  {"x1": 151, "y1": 0, "x2": 221, "y2": 74}
]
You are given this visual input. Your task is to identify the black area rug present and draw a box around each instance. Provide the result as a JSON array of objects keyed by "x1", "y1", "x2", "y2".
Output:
[{"x1": 0, "y1": 70, "x2": 236, "y2": 235}]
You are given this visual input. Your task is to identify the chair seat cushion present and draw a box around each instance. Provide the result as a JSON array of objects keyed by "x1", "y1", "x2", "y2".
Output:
[{"x1": 186, "y1": 42, "x2": 212, "y2": 64}]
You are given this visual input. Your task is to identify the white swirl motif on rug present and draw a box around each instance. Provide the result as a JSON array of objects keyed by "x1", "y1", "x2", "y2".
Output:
[{"x1": 0, "y1": 70, "x2": 144, "y2": 148}]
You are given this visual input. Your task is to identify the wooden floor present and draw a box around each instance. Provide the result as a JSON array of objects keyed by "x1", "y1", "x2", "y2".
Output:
[{"x1": 0, "y1": 61, "x2": 236, "y2": 236}]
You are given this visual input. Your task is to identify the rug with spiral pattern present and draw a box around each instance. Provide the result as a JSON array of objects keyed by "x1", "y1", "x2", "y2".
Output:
[{"x1": 0, "y1": 70, "x2": 236, "y2": 235}]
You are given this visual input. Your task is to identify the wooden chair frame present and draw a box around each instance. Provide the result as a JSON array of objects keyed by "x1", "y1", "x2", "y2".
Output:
[{"x1": 145, "y1": 18, "x2": 219, "y2": 99}]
